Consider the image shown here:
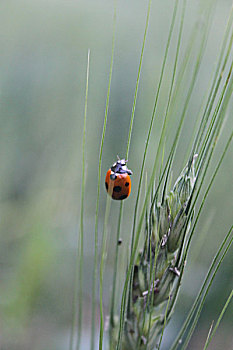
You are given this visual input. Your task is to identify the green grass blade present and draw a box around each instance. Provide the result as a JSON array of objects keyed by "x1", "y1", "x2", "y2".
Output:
[
  {"x1": 170, "y1": 225, "x2": 233, "y2": 350},
  {"x1": 180, "y1": 229, "x2": 233, "y2": 350},
  {"x1": 195, "y1": 7, "x2": 233, "y2": 154},
  {"x1": 156, "y1": 3, "x2": 213, "y2": 210},
  {"x1": 125, "y1": 0, "x2": 152, "y2": 160},
  {"x1": 170, "y1": 127, "x2": 233, "y2": 335},
  {"x1": 140, "y1": 0, "x2": 187, "y2": 345},
  {"x1": 151, "y1": 0, "x2": 186, "y2": 205},
  {"x1": 196, "y1": 38, "x2": 233, "y2": 171},
  {"x1": 169, "y1": 130, "x2": 233, "y2": 350},
  {"x1": 130, "y1": 0, "x2": 179, "y2": 255},
  {"x1": 110, "y1": 205, "x2": 123, "y2": 327},
  {"x1": 145, "y1": 3, "x2": 219, "y2": 327},
  {"x1": 69, "y1": 49, "x2": 90, "y2": 350},
  {"x1": 203, "y1": 289, "x2": 233, "y2": 350},
  {"x1": 185, "y1": 6, "x2": 233, "y2": 163},
  {"x1": 99, "y1": 194, "x2": 113, "y2": 350},
  {"x1": 188, "y1": 62, "x2": 233, "y2": 218},
  {"x1": 116, "y1": 12, "x2": 210, "y2": 339},
  {"x1": 152, "y1": 0, "x2": 214, "y2": 214},
  {"x1": 91, "y1": 4, "x2": 117, "y2": 350},
  {"x1": 110, "y1": 0, "x2": 152, "y2": 329},
  {"x1": 172, "y1": 25, "x2": 233, "y2": 349}
]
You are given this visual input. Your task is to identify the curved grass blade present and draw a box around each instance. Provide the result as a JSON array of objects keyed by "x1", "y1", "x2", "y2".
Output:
[
  {"x1": 128, "y1": 6, "x2": 213, "y2": 337},
  {"x1": 168, "y1": 125, "x2": 233, "y2": 336},
  {"x1": 130, "y1": 0, "x2": 179, "y2": 255},
  {"x1": 153, "y1": 0, "x2": 214, "y2": 223},
  {"x1": 139, "y1": 0, "x2": 188, "y2": 346},
  {"x1": 110, "y1": 205, "x2": 123, "y2": 327},
  {"x1": 125, "y1": 0, "x2": 152, "y2": 159},
  {"x1": 186, "y1": 62, "x2": 233, "y2": 219},
  {"x1": 91, "y1": 4, "x2": 117, "y2": 350},
  {"x1": 196, "y1": 34, "x2": 233, "y2": 171},
  {"x1": 195, "y1": 7, "x2": 233, "y2": 155},
  {"x1": 185, "y1": 6, "x2": 233, "y2": 163},
  {"x1": 69, "y1": 49, "x2": 90, "y2": 350},
  {"x1": 169, "y1": 226, "x2": 233, "y2": 350},
  {"x1": 170, "y1": 131, "x2": 233, "y2": 350},
  {"x1": 142, "y1": 3, "x2": 219, "y2": 333},
  {"x1": 110, "y1": 0, "x2": 152, "y2": 329},
  {"x1": 143, "y1": 0, "x2": 214, "y2": 251},
  {"x1": 99, "y1": 192, "x2": 113, "y2": 350},
  {"x1": 179, "y1": 228, "x2": 233, "y2": 350},
  {"x1": 166, "y1": 59, "x2": 233, "y2": 322}
]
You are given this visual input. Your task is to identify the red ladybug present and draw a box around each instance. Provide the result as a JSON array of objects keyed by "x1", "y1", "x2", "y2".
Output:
[{"x1": 105, "y1": 157, "x2": 132, "y2": 200}]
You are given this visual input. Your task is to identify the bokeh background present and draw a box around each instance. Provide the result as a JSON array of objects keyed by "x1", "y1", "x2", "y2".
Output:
[{"x1": 0, "y1": 0, "x2": 232, "y2": 349}]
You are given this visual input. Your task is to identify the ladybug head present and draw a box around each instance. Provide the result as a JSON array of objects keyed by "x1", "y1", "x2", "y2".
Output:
[{"x1": 111, "y1": 157, "x2": 133, "y2": 176}]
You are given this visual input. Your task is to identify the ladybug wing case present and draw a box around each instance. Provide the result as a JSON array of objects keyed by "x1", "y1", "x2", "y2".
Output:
[{"x1": 105, "y1": 170, "x2": 131, "y2": 200}]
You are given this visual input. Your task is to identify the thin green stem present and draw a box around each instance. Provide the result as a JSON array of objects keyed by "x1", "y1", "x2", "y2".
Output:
[
  {"x1": 150, "y1": 0, "x2": 187, "y2": 216},
  {"x1": 99, "y1": 193, "x2": 113, "y2": 350},
  {"x1": 110, "y1": 0, "x2": 152, "y2": 328},
  {"x1": 142, "y1": 0, "x2": 187, "y2": 346},
  {"x1": 184, "y1": 3, "x2": 232, "y2": 164},
  {"x1": 196, "y1": 31, "x2": 233, "y2": 168},
  {"x1": 110, "y1": 204, "x2": 123, "y2": 327},
  {"x1": 189, "y1": 62, "x2": 233, "y2": 219},
  {"x1": 195, "y1": 7, "x2": 233, "y2": 154},
  {"x1": 130, "y1": 0, "x2": 179, "y2": 256},
  {"x1": 154, "y1": 5, "x2": 211, "y2": 217},
  {"x1": 91, "y1": 4, "x2": 116, "y2": 350},
  {"x1": 69, "y1": 49, "x2": 90, "y2": 350},
  {"x1": 125, "y1": 0, "x2": 152, "y2": 160},
  {"x1": 109, "y1": 0, "x2": 152, "y2": 344}
]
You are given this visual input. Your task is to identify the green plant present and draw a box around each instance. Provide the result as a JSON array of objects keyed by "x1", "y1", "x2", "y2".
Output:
[{"x1": 71, "y1": 1, "x2": 233, "y2": 350}]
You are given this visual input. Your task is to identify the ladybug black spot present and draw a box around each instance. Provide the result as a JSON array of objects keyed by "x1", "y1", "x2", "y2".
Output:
[
  {"x1": 119, "y1": 194, "x2": 128, "y2": 200},
  {"x1": 105, "y1": 182, "x2": 108, "y2": 190},
  {"x1": 113, "y1": 186, "x2": 122, "y2": 192},
  {"x1": 125, "y1": 182, "x2": 129, "y2": 187}
]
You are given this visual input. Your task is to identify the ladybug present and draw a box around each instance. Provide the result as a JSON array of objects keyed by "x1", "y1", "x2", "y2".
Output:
[{"x1": 105, "y1": 157, "x2": 132, "y2": 200}]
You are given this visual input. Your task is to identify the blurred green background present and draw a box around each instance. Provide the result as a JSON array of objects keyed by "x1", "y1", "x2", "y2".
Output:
[{"x1": 0, "y1": 1, "x2": 232, "y2": 349}]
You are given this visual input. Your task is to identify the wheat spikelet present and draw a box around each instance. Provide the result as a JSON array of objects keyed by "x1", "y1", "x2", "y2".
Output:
[{"x1": 111, "y1": 155, "x2": 197, "y2": 350}]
